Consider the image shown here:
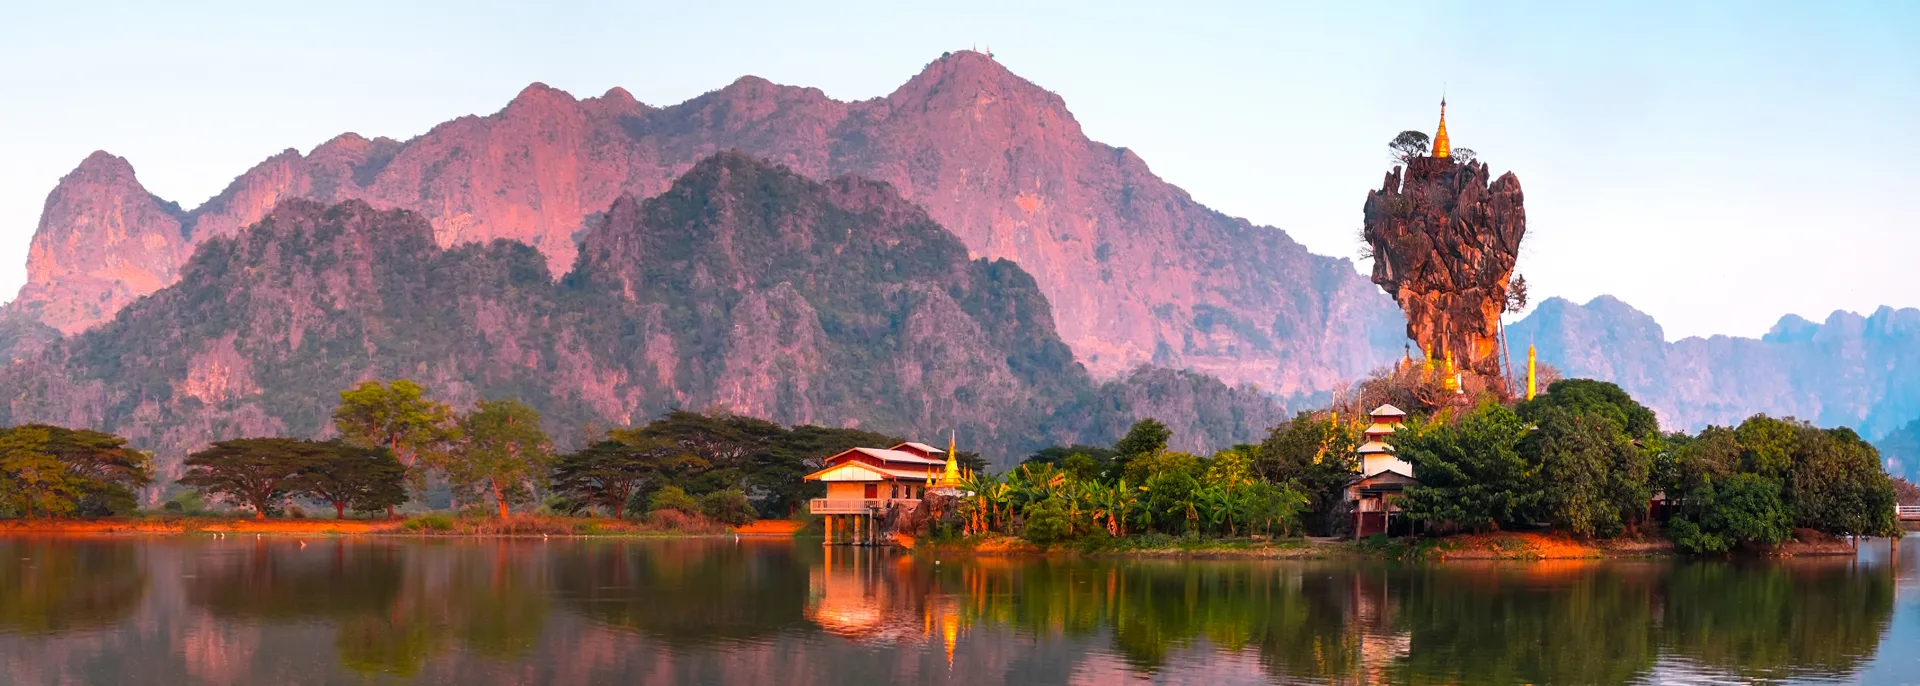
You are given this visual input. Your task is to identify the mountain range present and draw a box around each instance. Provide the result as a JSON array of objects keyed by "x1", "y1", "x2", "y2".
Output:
[
  {"x1": 6, "y1": 50, "x2": 1403, "y2": 397},
  {"x1": 0, "y1": 154, "x2": 1285, "y2": 477},
  {"x1": 6, "y1": 49, "x2": 1920, "y2": 478}
]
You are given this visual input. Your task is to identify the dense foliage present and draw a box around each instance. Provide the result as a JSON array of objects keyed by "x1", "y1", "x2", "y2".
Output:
[
  {"x1": 0, "y1": 424, "x2": 152, "y2": 517},
  {"x1": 1382, "y1": 379, "x2": 1899, "y2": 550},
  {"x1": 956, "y1": 419, "x2": 1310, "y2": 543}
]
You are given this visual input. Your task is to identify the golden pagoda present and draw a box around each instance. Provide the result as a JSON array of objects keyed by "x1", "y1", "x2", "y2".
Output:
[
  {"x1": 931, "y1": 430, "x2": 965, "y2": 494},
  {"x1": 1432, "y1": 98, "x2": 1451, "y2": 159}
]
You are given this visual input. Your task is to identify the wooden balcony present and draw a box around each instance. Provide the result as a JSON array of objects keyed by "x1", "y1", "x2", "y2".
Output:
[{"x1": 810, "y1": 498, "x2": 921, "y2": 515}]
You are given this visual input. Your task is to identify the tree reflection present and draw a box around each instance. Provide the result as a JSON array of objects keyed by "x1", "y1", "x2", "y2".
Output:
[
  {"x1": 1659, "y1": 560, "x2": 1894, "y2": 680},
  {"x1": 0, "y1": 538, "x2": 146, "y2": 635},
  {"x1": 552, "y1": 539, "x2": 809, "y2": 646},
  {"x1": 187, "y1": 540, "x2": 403, "y2": 619},
  {"x1": 895, "y1": 554, "x2": 1894, "y2": 684},
  {"x1": 1387, "y1": 562, "x2": 1659, "y2": 685}
]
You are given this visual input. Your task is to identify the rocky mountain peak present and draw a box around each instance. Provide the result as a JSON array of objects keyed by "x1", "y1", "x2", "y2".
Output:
[
  {"x1": 504, "y1": 81, "x2": 578, "y2": 112},
  {"x1": 71, "y1": 150, "x2": 139, "y2": 180},
  {"x1": 13, "y1": 151, "x2": 187, "y2": 334}
]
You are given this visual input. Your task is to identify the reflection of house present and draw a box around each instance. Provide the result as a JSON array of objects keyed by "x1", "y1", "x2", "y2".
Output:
[
  {"x1": 1348, "y1": 405, "x2": 1418, "y2": 538},
  {"x1": 804, "y1": 442, "x2": 950, "y2": 544}
]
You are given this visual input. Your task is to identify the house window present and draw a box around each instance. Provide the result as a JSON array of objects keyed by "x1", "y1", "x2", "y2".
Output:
[{"x1": 891, "y1": 483, "x2": 899, "y2": 498}]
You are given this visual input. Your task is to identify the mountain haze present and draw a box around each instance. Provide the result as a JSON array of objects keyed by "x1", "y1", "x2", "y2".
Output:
[
  {"x1": 1508, "y1": 296, "x2": 1920, "y2": 441},
  {"x1": 8, "y1": 51, "x2": 1404, "y2": 396}
]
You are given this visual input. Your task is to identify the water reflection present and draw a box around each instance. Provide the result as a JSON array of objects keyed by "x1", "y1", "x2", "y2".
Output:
[
  {"x1": 0, "y1": 536, "x2": 1905, "y2": 684},
  {"x1": 0, "y1": 538, "x2": 146, "y2": 635}
]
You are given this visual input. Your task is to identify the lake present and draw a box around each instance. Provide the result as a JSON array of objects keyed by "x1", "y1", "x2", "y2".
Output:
[{"x1": 0, "y1": 535, "x2": 1915, "y2": 685}]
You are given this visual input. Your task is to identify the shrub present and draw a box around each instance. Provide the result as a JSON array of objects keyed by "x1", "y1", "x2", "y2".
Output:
[
  {"x1": 647, "y1": 508, "x2": 726, "y2": 534},
  {"x1": 403, "y1": 513, "x2": 455, "y2": 532},
  {"x1": 1023, "y1": 497, "x2": 1073, "y2": 544},
  {"x1": 163, "y1": 501, "x2": 184, "y2": 513},
  {"x1": 1669, "y1": 473, "x2": 1793, "y2": 554},
  {"x1": 698, "y1": 489, "x2": 755, "y2": 526},
  {"x1": 648, "y1": 486, "x2": 700, "y2": 515}
]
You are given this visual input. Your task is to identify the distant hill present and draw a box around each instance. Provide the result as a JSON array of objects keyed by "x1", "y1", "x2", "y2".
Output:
[
  {"x1": 1508, "y1": 296, "x2": 1920, "y2": 441},
  {"x1": 0, "y1": 154, "x2": 1284, "y2": 479}
]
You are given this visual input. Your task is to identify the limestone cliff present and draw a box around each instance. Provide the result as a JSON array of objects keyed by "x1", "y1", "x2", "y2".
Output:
[
  {"x1": 1363, "y1": 157, "x2": 1525, "y2": 389},
  {"x1": 12, "y1": 152, "x2": 189, "y2": 335},
  {"x1": 6, "y1": 51, "x2": 1404, "y2": 395},
  {"x1": 2, "y1": 154, "x2": 1283, "y2": 478}
]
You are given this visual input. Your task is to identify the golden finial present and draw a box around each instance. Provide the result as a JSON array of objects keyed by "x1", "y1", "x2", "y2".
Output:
[
  {"x1": 1527, "y1": 345, "x2": 1538, "y2": 400},
  {"x1": 1433, "y1": 97, "x2": 1451, "y2": 159}
]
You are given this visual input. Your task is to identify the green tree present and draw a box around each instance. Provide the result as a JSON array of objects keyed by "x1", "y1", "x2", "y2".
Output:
[
  {"x1": 1517, "y1": 379, "x2": 1660, "y2": 440},
  {"x1": 0, "y1": 427, "x2": 82, "y2": 518},
  {"x1": 699, "y1": 488, "x2": 755, "y2": 525},
  {"x1": 1396, "y1": 402, "x2": 1537, "y2": 532},
  {"x1": 39, "y1": 426, "x2": 153, "y2": 516},
  {"x1": 1122, "y1": 450, "x2": 1202, "y2": 488},
  {"x1": 1255, "y1": 412, "x2": 1362, "y2": 530},
  {"x1": 551, "y1": 435, "x2": 704, "y2": 519},
  {"x1": 1732, "y1": 415, "x2": 1800, "y2": 479},
  {"x1": 1203, "y1": 447, "x2": 1257, "y2": 488},
  {"x1": 448, "y1": 400, "x2": 553, "y2": 518},
  {"x1": 1667, "y1": 473, "x2": 1793, "y2": 554},
  {"x1": 332, "y1": 380, "x2": 456, "y2": 506},
  {"x1": 1022, "y1": 496, "x2": 1072, "y2": 544},
  {"x1": 1061, "y1": 453, "x2": 1104, "y2": 483},
  {"x1": 1789, "y1": 427, "x2": 1899, "y2": 538},
  {"x1": 1143, "y1": 470, "x2": 1202, "y2": 533},
  {"x1": 1388, "y1": 130, "x2": 1431, "y2": 164},
  {"x1": 178, "y1": 438, "x2": 315, "y2": 518},
  {"x1": 648, "y1": 485, "x2": 700, "y2": 515},
  {"x1": 296, "y1": 441, "x2": 407, "y2": 519},
  {"x1": 1525, "y1": 406, "x2": 1648, "y2": 537},
  {"x1": 1110, "y1": 418, "x2": 1172, "y2": 480}
]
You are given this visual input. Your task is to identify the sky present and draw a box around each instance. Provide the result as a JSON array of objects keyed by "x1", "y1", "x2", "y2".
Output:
[{"x1": 0, "y1": 1, "x2": 1914, "y2": 340}]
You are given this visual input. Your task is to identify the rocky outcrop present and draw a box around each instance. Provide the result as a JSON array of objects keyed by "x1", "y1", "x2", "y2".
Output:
[
  {"x1": 12, "y1": 152, "x2": 188, "y2": 335},
  {"x1": 1507, "y1": 296, "x2": 1920, "y2": 442},
  {"x1": 2, "y1": 154, "x2": 1283, "y2": 475},
  {"x1": 7, "y1": 51, "x2": 1404, "y2": 396},
  {"x1": 1363, "y1": 157, "x2": 1525, "y2": 389}
]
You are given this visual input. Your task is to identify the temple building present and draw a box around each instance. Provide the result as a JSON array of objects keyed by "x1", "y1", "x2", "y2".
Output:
[
  {"x1": 1348, "y1": 404, "x2": 1418, "y2": 537},
  {"x1": 804, "y1": 437, "x2": 966, "y2": 545}
]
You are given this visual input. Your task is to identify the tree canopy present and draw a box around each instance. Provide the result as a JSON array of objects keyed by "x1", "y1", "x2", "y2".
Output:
[{"x1": 448, "y1": 400, "x2": 553, "y2": 519}]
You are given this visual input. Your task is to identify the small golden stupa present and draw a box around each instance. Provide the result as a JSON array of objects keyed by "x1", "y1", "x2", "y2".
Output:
[{"x1": 1432, "y1": 98, "x2": 1451, "y2": 159}]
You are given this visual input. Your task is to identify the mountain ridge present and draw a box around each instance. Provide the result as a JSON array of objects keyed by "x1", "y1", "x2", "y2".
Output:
[
  {"x1": 1, "y1": 153, "x2": 1286, "y2": 482},
  {"x1": 8, "y1": 51, "x2": 1404, "y2": 395},
  {"x1": 1509, "y1": 295, "x2": 1920, "y2": 440}
]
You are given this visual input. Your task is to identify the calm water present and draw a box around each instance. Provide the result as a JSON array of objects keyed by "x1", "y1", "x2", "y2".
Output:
[{"x1": 0, "y1": 536, "x2": 1916, "y2": 685}]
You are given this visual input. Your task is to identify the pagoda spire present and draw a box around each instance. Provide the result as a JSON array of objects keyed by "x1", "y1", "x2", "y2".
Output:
[
  {"x1": 937, "y1": 430, "x2": 963, "y2": 490},
  {"x1": 1432, "y1": 97, "x2": 1451, "y2": 159}
]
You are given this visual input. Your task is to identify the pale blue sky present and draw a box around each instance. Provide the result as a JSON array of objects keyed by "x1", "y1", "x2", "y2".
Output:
[{"x1": 1, "y1": 1, "x2": 1914, "y2": 339}]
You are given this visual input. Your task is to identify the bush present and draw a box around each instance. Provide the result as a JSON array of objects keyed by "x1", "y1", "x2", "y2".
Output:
[
  {"x1": 1023, "y1": 497, "x2": 1073, "y2": 544},
  {"x1": 403, "y1": 513, "x2": 455, "y2": 532},
  {"x1": 648, "y1": 486, "x2": 700, "y2": 515},
  {"x1": 163, "y1": 501, "x2": 184, "y2": 513},
  {"x1": 1670, "y1": 473, "x2": 1793, "y2": 554},
  {"x1": 698, "y1": 489, "x2": 755, "y2": 526},
  {"x1": 647, "y1": 508, "x2": 726, "y2": 534}
]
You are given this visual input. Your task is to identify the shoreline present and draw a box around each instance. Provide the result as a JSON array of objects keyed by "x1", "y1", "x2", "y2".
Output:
[
  {"x1": 906, "y1": 530, "x2": 1879, "y2": 561},
  {"x1": 0, "y1": 519, "x2": 1880, "y2": 558},
  {"x1": 0, "y1": 516, "x2": 806, "y2": 539}
]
